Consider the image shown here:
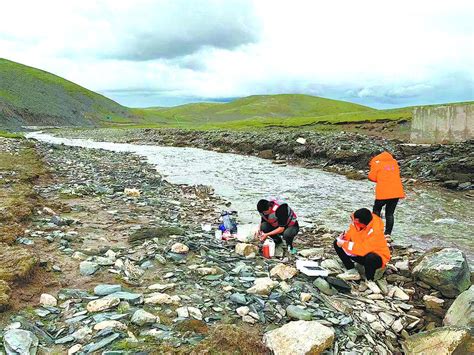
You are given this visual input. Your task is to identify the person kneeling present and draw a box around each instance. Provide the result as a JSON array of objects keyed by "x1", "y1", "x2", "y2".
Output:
[{"x1": 334, "y1": 208, "x2": 390, "y2": 281}]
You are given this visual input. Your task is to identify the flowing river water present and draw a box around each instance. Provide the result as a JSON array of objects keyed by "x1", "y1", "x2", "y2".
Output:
[{"x1": 27, "y1": 132, "x2": 474, "y2": 262}]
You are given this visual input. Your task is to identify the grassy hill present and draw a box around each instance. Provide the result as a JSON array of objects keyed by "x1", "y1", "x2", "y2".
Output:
[
  {"x1": 0, "y1": 58, "x2": 133, "y2": 128},
  {"x1": 0, "y1": 58, "x2": 471, "y2": 131}
]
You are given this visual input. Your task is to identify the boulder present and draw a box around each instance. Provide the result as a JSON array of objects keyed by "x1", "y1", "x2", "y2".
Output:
[
  {"x1": 412, "y1": 248, "x2": 470, "y2": 298},
  {"x1": 3, "y1": 329, "x2": 39, "y2": 355},
  {"x1": 443, "y1": 285, "x2": 474, "y2": 327},
  {"x1": 270, "y1": 264, "x2": 298, "y2": 280},
  {"x1": 258, "y1": 149, "x2": 274, "y2": 159},
  {"x1": 171, "y1": 243, "x2": 189, "y2": 254},
  {"x1": 246, "y1": 277, "x2": 278, "y2": 296},
  {"x1": 235, "y1": 243, "x2": 258, "y2": 258},
  {"x1": 0, "y1": 245, "x2": 37, "y2": 282},
  {"x1": 402, "y1": 326, "x2": 473, "y2": 355},
  {"x1": 263, "y1": 320, "x2": 334, "y2": 355},
  {"x1": 131, "y1": 309, "x2": 158, "y2": 326}
]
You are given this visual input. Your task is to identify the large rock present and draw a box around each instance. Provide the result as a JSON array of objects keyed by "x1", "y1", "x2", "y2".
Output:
[
  {"x1": 263, "y1": 320, "x2": 334, "y2": 355},
  {"x1": 412, "y1": 248, "x2": 471, "y2": 298},
  {"x1": 4, "y1": 329, "x2": 39, "y2": 355},
  {"x1": 0, "y1": 245, "x2": 37, "y2": 281},
  {"x1": 270, "y1": 264, "x2": 298, "y2": 280},
  {"x1": 402, "y1": 326, "x2": 473, "y2": 355},
  {"x1": 246, "y1": 277, "x2": 278, "y2": 296},
  {"x1": 444, "y1": 285, "x2": 474, "y2": 327},
  {"x1": 235, "y1": 243, "x2": 259, "y2": 258}
]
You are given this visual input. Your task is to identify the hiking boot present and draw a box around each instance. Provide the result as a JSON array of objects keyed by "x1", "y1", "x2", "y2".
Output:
[{"x1": 337, "y1": 268, "x2": 361, "y2": 281}]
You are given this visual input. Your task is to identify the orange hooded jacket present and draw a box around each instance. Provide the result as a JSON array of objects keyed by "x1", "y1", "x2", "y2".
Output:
[
  {"x1": 368, "y1": 152, "x2": 405, "y2": 200},
  {"x1": 341, "y1": 213, "x2": 391, "y2": 267}
]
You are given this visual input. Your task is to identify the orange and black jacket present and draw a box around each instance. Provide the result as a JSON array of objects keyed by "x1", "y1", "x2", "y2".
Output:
[
  {"x1": 368, "y1": 152, "x2": 405, "y2": 200},
  {"x1": 340, "y1": 213, "x2": 391, "y2": 267}
]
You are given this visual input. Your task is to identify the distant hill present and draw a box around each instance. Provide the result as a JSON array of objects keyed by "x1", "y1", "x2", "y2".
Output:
[
  {"x1": 0, "y1": 58, "x2": 133, "y2": 128},
  {"x1": 144, "y1": 94, "x2": 376, "y2": 122},
  {"x1": 0, "y1": 58, "x2": 471, "y2": 130}
]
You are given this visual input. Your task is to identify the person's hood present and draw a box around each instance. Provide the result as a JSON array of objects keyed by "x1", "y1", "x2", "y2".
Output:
[{"x1": 371, "y1": 151, "x2": 395, "y2": 163}]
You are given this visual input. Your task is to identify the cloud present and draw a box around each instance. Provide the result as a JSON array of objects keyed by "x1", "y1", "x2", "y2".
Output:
[{"x1": 0, "y1": 0, "x2": 472, "y2": 108}]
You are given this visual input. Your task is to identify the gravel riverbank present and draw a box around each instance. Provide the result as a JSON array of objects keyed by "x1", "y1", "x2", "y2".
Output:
[{"x1": 0, "y1": 138, "x2": 472, "y2": 354}]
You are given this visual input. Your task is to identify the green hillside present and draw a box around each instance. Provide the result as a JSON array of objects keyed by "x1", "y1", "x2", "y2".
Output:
[
  {"x1": 0, "y1": 58, "x2": 133, "y2": 128},
  {"x1": 139, "y1": 94, "x2": 376, "y2": 122}
]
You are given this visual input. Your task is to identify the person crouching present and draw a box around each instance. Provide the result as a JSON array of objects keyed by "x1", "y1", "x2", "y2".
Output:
[
  {"x1": 257, "y1": 199, "x2": 299, "y2": 255},
  {"x1": 334, "y1": 208, "x2": 390, "y2": 281}
]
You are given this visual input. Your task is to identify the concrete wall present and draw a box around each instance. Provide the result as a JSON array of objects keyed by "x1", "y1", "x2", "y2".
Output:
[{"x1": 411, "y1": 104, "x2": 474, "y2": 143}]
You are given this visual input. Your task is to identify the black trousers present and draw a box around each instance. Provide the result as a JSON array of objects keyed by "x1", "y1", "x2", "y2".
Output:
[
  {"x1": 333, "y1": 240, "x2": 383, "y2": 281},
  {"x1": 261, "y1": 222, "x2": 299, "y2": 248},
  {"x1": 373, "y1": 198, "x2": 399, "y2": 235}
]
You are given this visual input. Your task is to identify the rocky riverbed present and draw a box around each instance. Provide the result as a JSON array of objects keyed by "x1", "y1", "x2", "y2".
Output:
[
  {"x1": 0, "y1": 138, "x2": 472, "y2": 354},
  {"x1": 53, "y1": 128, "x2": 474, "y2": 192}
]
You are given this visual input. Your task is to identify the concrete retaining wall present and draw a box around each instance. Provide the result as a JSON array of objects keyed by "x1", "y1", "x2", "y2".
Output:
[{"x1": 411, "y1": 104, "x2": 474, "y2": 143}]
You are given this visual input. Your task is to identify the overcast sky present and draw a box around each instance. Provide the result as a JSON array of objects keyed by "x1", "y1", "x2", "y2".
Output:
[{"x1": 1, "y1": 0, "x2": 473, "y2": 108}]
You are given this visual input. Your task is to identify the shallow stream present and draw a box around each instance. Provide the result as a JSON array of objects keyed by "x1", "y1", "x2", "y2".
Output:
[{"x1": 28, "y1": 132, "x2": 474, "y2": 262}]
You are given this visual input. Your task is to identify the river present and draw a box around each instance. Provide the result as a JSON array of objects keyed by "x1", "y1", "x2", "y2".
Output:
[{"x1": 27, "y1": 132, "x2": 474, "y2": 262}]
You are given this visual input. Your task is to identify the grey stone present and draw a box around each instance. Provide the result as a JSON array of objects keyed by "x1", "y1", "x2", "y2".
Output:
[
  {"x1": 413, "y1": 248, "x2": 471, "y2": 298},
  {"x1": 229, "y1": 293, "x2": 248, "y2": 305},
  {"x1": 94, "y1": 284, "x2": 122, "y2": 296},
  {"x1": 4, "y1": 329, "x2": 39, "y2": 355},
  {"x1": 79, "y1": 261, "x2": 99, "y2": 276},
  {"x1": 286, "y1": 305, "x2": 312, "y2": 321},
  {"x1": 106, "y1": 292, "x2": 143, "y2": 305},
  {"x1": 313, "y1": 278, "x2": 337, "y2": 296},
  {"x1": 444, "y1": 285, "x2": 474, "y2": 327}
]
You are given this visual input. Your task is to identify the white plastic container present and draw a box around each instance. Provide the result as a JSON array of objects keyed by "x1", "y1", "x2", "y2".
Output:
[{"x1": 263, "y1": 238, "x2": 276, "y2": 258}]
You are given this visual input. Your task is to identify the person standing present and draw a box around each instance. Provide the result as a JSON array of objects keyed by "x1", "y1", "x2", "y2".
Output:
[
  {"x1": 257, "y1": 199, "x2": 299, "y2": 254},
  {"x1": 368, "y1": 151, "x2": 405, "y2": 237},
  {"x1": 335, "y1": 208, "x2": 391, "y2": 281}
]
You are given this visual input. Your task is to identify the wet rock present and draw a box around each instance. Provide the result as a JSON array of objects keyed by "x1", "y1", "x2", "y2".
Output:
[
  {"x1": 94, "y1": 284, "x2": 122, "y2": 296},
  {"x1": 0, "y1": 245, "x2": 37, "y2": 282},
  {"x1": 39, "y1": 293, "x2": 57, "y2": 307},
  {"x1": 131, "y1": 309, "x2": 158, "y2": 326},
  {"x1": 412, "y1": 248, "x2": 471, "y2": 298},
  {"x1": 402, "y1": 326, "x2": 473, "y2": 354},
  {"x1": 264, "y1": 320, "x2": 334, "y2": 354},
  {"x1": 79, "y1": 261, "x2": 99, "y2": 276},
  {"x1": 286, "y1": 305, "x2": 312, "y2": 321},
  {"x1": 235, "y1": 243, "x2": 258, "y2": 258},
  {"x1": 270, "y1": 264, "x2": 298, "y2": 280},
  {"x1": 86, "y1": 297, "x2": 120, "y2": 312},
  {"x1": 171, "y1": 242, "x2": 189, "y2": 254},
  {"x1": 443, "y1": 285, "x2": 474, "y2": 327},
  {"x1": 129, "y1": 226, "x2": 184, "y2": 243},
  {"x1": 313, "y1": 278, "x2": 336, "y2": 296},
  {"x1": 4, "y1": 329, "x2": 39, "y2": 355},
  {"x1": 247, "y1": 277, "x2": 279, "y2": 296}
]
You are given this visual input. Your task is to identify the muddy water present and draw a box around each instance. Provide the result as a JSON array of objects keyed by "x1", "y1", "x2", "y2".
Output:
[{"x1": 28, "y1": 132, "x2": 473, "y2": 261}]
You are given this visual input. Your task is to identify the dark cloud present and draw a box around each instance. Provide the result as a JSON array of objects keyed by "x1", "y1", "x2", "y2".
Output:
[{"x1": 99, "y1": 1, "x2": 260, "y2": 61}]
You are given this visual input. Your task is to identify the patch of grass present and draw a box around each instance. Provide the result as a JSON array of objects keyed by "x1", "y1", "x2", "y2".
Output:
[
  {"x1": 0, "y1": 130, "x2": 23, "y2": 138},
  {"x1": 174, "y1": 319, "x2": 209, "y2": 335},
  {"x1": 0, "y1": 144, "x2": 47, "y2": 243}
]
